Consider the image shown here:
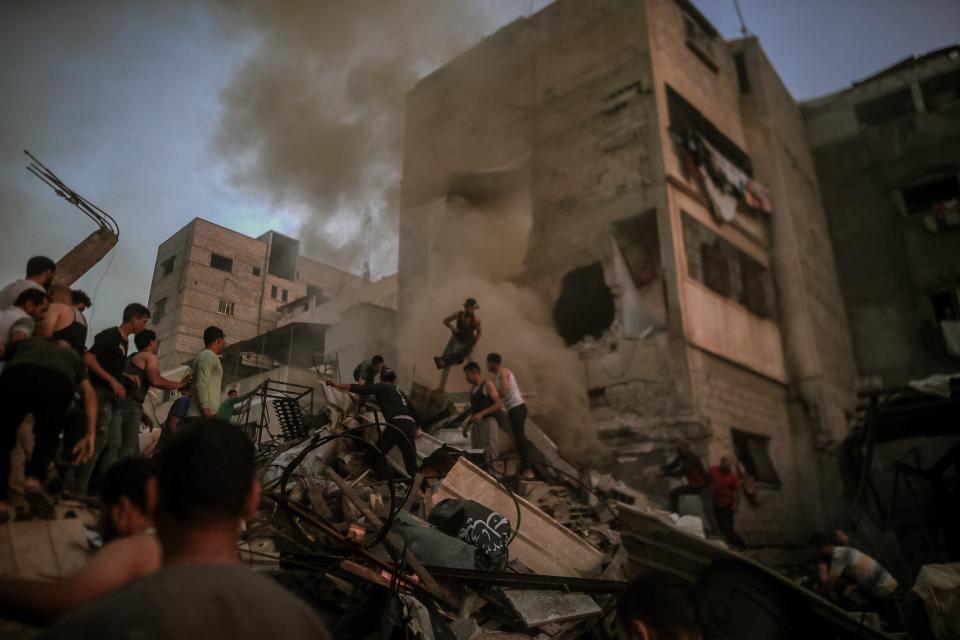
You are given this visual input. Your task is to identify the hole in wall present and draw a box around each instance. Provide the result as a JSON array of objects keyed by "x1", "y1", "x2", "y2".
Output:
[{"x1": 553, "y1": 262, "x2": 615, "y2": 346}]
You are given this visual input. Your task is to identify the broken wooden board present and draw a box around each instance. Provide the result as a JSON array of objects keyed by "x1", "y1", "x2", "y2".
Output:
[
  {"x1": 0, "y1": 517, "x2": 89, "y2": 578},
  {"x1": 433, "y1": 457, "x2": 604, "y2": 577},
  {"x1": 503, "y1": 589, "x2": 601, "y2": 627}
]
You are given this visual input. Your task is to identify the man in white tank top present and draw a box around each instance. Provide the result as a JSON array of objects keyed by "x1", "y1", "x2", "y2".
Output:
[{"x1": 486, "y1": 353, "x2": 535, "y2": 480}]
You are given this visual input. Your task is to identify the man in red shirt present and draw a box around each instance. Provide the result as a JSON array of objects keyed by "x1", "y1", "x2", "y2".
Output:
[{"x1": 708, "y1": 456, "x2": 746, "y2": 549}]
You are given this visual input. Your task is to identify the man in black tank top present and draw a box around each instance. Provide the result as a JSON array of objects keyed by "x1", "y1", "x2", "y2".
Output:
[
  {"x1": 119, "y1": 330, "x2": 189, "y2": 458},
  {"x1": 434, "y1": 298, "x2": 482, "y2": 390},
  {"x1": 459, "y1": 362, "x2": 502, "y2": 468}
]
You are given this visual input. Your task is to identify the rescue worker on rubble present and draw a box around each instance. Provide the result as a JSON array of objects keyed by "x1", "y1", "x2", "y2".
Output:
[
  {"x1": 434, "y1": 299, "x2": 482, "y2": 389},
  {"x1": 459, "y1": 361, "x2": 503, "y2": 469},
  {"x1": 810, "y1": 531, "x2": 904, "y2": 629},
  {"x1": 486, "y1": 353, "x2": 535, "y2": 480},
  {"x1": 661, "y1": 441, "x2": 719, "y2": 536},
  {"x1": 0, "y1": 457, "x2": 161, "y2": 623},
  {"x1": 327, "y1": 368, "x2": 419, "y2": 479}
]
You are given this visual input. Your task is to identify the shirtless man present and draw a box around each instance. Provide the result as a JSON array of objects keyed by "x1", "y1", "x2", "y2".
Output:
[
  {"x1": 434, "y1": 298, "x2": 482, "y2": 390},
  {"x1": 35, "y1": 285, "x2": 88, "y2": 354},
  {"x1": 120, "y1": 330, "x2": 189, "y2": 458},
  {"x1": 0, "y1": 457, "x2": 161, "y2": 622}
]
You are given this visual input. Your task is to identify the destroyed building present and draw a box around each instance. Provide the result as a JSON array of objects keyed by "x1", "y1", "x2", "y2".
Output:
[
  {"x1": 398, "y1": 0, "x2": 858, "y2": 546},
  {"x1": 147, "y1": 217, "x2": 397, "y2": 371},
  {"x1": 803, "y1": 45, "x2": 960, "y2": 386}
]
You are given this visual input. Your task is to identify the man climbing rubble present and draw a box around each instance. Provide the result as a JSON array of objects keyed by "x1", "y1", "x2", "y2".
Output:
[
  {"x1": 434, "y1": 298, "x2": 481, "y2": 390},
  {"x1": 661, "y1": 441, "x2": 719, "y2": 535},
  {"x1": 353, "y1": 354, "x2": 384, "y2": 385},
  {"x1": 327, "y1": 368, "x2": 419, "y2": 479},
  {"x1": 707, "y1": 455, "x2": 746, "y2": 549},
  {"x1": 486, "y1": 352, "x2": 534, "y2": 480},
  {"x1": 458, "y1": 361, "x2": 503, "y2": 468}
]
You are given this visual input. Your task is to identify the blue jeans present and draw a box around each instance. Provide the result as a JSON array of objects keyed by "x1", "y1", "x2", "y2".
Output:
[
  {"x1": 76, "y1": 386, "x2": 122, "y2": 494},
  {"x1": 119, "y1": 396, "x2": 144, "y2": 459}
]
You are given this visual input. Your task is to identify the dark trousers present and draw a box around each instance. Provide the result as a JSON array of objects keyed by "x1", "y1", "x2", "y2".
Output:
[
  {"x1": 375, "y1": 418, "x2": 418, "y2": 480},
  {"x1": 437, "y1": 334, "x2": 476, "y2": 369},
  {"x1": 0, "y1": 365, "x2": 74, "y2": 500},
  {"x1": 714, "y1": 504, "x2": 746, "y2": 549},
  {"x1": 507, "y1": 404, "x2": 533, "y2": 472}
]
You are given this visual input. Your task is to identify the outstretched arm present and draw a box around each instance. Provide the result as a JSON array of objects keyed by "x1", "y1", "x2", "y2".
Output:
[{"x1": 144, "y1": 353, "x2": 186, "y2": 391}]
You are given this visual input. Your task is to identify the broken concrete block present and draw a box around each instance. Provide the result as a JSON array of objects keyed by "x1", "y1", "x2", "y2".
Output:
[{"x1": 503, "y1": 589, "x2": 601, "y2": 627}]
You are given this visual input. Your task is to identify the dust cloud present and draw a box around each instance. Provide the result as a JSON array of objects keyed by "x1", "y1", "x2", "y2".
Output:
[
  {"x1": 399, "y1": 188, "x2": 604, "y2": 458},
  {"x1": 213, "y1": 0, "x2": 501, "y2": 275}
]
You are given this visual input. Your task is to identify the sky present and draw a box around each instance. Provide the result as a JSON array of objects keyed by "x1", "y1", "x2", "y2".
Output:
[{"x1": 0, "y1": 0, "x2": 958, "y2": 340}]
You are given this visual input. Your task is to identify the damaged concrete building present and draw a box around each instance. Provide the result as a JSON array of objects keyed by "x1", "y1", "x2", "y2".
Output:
[
  {"x1": 147, "y1": 217, "x2": 397, "y2": 372},
  {"x1": 399, "y1": 0, "x2": 858, "y2": 545}
]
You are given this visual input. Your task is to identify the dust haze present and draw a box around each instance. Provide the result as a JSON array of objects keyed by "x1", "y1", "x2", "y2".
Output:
[{"x1": 399, "y1": 186, "x2": 604, "y2": 457}]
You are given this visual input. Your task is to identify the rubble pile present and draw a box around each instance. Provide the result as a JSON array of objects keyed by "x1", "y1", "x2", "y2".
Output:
[{"x1": 238, "y1": 389, "x2": 659, "y2": 640}]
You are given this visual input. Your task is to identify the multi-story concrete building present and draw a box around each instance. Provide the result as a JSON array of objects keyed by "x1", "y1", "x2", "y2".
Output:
[
  {"x1": 148, "y1": 218, "x2": 395, "y2": 371},
  {"x1": 399, "y1": 0, "x2": 857, "y2": 544},
  {"x1": 803, "y1": 46, "x2": 960, "y2": 386}
]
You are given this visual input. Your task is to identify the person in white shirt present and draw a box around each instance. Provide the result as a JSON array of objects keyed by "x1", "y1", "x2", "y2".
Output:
[
  {"x1": 486, "y1": 353, "x2": 535, "y2": 480},
  {"x1": 0, "y1": 256, "x2": 56, "y2": 309}
]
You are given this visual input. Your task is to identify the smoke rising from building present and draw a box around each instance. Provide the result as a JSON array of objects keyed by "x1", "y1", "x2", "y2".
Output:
[{"x1": 213, "y1": 0, "x2": 501, "y2": 275}]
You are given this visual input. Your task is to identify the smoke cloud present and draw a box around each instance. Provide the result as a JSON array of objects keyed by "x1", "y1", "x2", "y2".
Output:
[{"x1": 214, "y1": 0, "x2": 502, "y2": 275}]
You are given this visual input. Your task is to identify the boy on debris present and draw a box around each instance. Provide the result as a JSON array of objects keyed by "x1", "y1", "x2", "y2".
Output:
[
  {"x1": 486, "y1": 352, "x2": 535, "y2": 480},
  {"x1": 353, "y1": 354, "x2": 384, "y2": 385},
  {"x1": 46, "y1": 419, "x2": 329, "y2": 639}
]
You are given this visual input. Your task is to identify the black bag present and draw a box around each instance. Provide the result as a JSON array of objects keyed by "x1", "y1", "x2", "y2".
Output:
[{"x1": 428, "y1": 499, "x2": 511, "y2": 571}]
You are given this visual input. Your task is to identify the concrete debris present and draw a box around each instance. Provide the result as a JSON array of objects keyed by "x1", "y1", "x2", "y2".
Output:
[{"x1": 242, "y1": 394, "x2": 892, "y2": 640}]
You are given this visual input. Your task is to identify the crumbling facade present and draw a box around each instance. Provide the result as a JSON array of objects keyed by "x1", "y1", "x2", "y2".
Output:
[
  {"x1": 803, "y1": 45, "x2": 960, "y2": 386},
  {"x1": 399, "y1": 0, "x2": 857, "y2": 544},
  {"x1": 148, "y1": 218, "x2": 396, "y2": 371}
]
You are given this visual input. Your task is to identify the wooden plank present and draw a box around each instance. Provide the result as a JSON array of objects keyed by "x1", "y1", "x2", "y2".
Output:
[
  {"x1": 503, "y1": 590, "x2": 601, "y2": 627},
  {"x1": 434, "y1": 457, "x2": 604, "y2": 577}
]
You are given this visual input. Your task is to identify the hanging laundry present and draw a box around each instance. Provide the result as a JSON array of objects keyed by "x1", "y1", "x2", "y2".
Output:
[
  {"x1": 745, "y1": 179, "x2": 774, "y2": 214},
  {"x1": 701, "y1": 170, "x2": 738, "y2": 223}
]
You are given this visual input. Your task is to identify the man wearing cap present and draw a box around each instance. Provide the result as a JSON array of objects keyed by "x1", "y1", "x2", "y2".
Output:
[
  {"x1": 327, "y1": 369, "x2": 419, "y2": 479},
  {"x1": 434, "y1": 298, "x2": 482, "y2": 389}
]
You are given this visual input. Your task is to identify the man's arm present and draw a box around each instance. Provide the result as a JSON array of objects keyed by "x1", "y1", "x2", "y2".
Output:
[
  {"x1": 326, "y1": 379, "x2": 374, "y2": 396},
  {"x1": 497, "y1": 367, "x2": 512, "y2": 398},
  {"x1": 474, "y1": 318, "x2": 482, "y2": 342},
  {"x1": 83, "y1": 351, "x2": 126, "y2": 399},
  {"x1": 143, "y1": 353, "x2": 185, "y2": 391},
  {"x1": 0, "y1": 535, "x2": 159, "y2": 622},
  {"x1": 662, "y1": 455, "x2": 684, "y2": 477},
  {"x1": 73, "y1": 380, "x2": 97, "y2": 464},
  {"x1": 442, "y1": 312, "x2": 458, "y2": 330},
  {"x1": 194, "y1": 353, "x2": 216, "y2": 417}
]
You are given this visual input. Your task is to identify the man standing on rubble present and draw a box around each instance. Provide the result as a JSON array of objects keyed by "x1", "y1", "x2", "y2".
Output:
[
  {"x1": 486, "y1": 353, "x2": 535, "y2": 480},
  {"x1": 708, "y1": 456, "x2": 746, "y2": 549},
  {"x1": 35, "y1": 284, "x2": 88, "y2": 354},
  {"x1": 77, "y1": 303, "x2": 151, "y2": 494},
  {"x1": 461, "y1": 362, "x2": 503, "y2": 468},
  {"x1": 119, "y1": 330, "x2": 190, "y2": 458},
  {"x1": 0, "y1": 256, "x2": 56, "y2": 309},
  {"x1": 188, "y1": 326, "x2": 226, "y2": 419},
  {"x1": 327, "y1": 368, "x2": 419, "y2": 478},
  {"x1": 434, "y1": 298, "x2": 482, "y2": 389},
  {"x1": 661, "y1": 441, "x2": 719, "y2": 535},
  {"x1": 46, "y1": 419, "x2": 330, "y2": 639}
]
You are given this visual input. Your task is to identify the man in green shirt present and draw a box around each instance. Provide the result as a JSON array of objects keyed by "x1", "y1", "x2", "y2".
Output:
[
  {"x1": 188, "y1": 327, "x2": 226, "y2": 418},
  {"x1": 217, "y1": 388, "x2": 256, "y2": 423}
]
